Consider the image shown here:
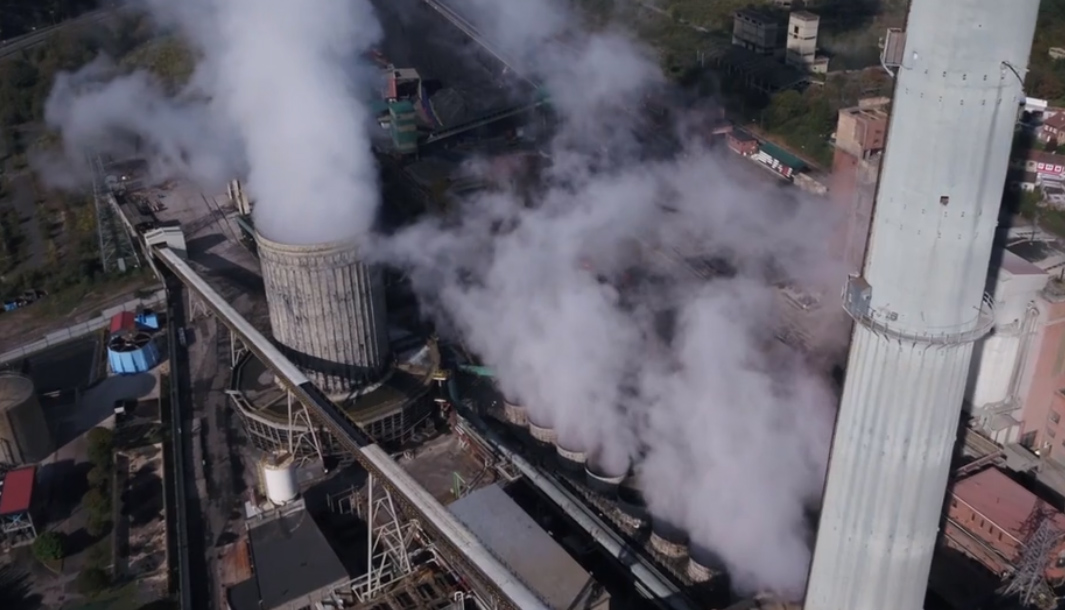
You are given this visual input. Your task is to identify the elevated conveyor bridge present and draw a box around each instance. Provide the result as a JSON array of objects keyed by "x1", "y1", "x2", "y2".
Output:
[{"x1": 152, "y1": 245, "x2": 546, "y2": 610}]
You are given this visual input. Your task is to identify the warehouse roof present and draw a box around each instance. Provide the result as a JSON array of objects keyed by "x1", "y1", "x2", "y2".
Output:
[
  {"x1": 243, "y1": 505, "x2": 349, "y2": 610},
  {"x1": 449, "y1": 483, "x2": 606, "y2": 610},
  {"x1": 0, "y1": 466, "x2": 37, "y2": 515},
  {"x1": 953, "y1": 467, "x2": 1065, "y2": 540}
]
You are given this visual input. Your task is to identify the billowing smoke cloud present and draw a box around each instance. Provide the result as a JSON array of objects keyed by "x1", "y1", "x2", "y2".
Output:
[
  {"x1": 43, "y1": 0, "x2": 383, "y2": 244},
  {"x1": 40, "y1": 0, "x2": 847, "y2": 599},
  {"x1": 381, "y1": 0, "x2": 845, "y2": 598}
]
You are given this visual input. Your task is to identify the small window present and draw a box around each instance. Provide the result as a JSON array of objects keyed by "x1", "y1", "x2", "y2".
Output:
[{"x1": 940, "y1": 195, "x2": 950, "y2": 206}]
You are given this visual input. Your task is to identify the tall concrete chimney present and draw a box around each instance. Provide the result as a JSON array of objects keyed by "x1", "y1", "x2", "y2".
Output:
[{"x1": 805, "y1": 1, "x2": 1040, "y2": 609}]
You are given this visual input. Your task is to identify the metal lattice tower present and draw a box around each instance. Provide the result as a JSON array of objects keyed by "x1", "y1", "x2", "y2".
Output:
[
  {"x1": 1000, "y1": 504, "x2": 1062, "y2": 609},
  {"x1": 88, "y1": 154, "x2": 140, "y2": 273}
]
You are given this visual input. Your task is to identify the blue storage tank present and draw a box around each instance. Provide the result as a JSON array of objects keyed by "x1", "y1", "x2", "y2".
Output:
[{"x1": 108, "y1": 331, "x2": 160, "y2": 375}]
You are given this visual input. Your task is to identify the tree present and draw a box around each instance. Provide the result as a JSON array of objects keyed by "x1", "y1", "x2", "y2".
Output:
[
  {"x1": 75, "y1": 567, "x2": 110, "y2": 595},
  {"x1": 31, "y1": 531, "x2": 65, "y2": 562},
  {"x1": 86, "y1": 427, "x2": 114, "y2": 467},
  {"x1": 86, "y1": 464, "x2": 110, "y2": 491},
  {"x1": 82, "y1": 487, "x2": 111, "y2": 516}
]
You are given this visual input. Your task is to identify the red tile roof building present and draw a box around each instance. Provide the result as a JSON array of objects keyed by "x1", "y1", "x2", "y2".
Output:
[
  {"x1": 0, "y1": 466, "x2": 36, "y2": 515},
  {"x1": 945, "y1": 467, "x2": 1065, "y2": 582},
  {"x1": 1040, "y1": 111, "x2": 1065, "y2": 143}
]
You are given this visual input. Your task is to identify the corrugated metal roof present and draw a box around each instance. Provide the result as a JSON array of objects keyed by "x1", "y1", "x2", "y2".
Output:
[
  {"x1": 0, "y1": 466, "x2": 36, "y2": 515},
  {"x1": 449, "y1": 484, "x2": 597, "y2": 610},
  {"x1": 953, "y1": 467, "x2": 1065, "y2": 539},
  {"x1": 110, "y1": 311, "x2": 137, "y2": 334},
  {"x1": 758, "y1": 142, "x2": 807, "y2": 170}
]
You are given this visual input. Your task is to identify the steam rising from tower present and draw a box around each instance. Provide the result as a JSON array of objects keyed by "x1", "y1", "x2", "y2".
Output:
[
  {"x1": 42, "y1": 0, "x2": 851, "y2": 596},
  {"x1": 806, "y1": 1, "x2": 1040, "y2": 608}
]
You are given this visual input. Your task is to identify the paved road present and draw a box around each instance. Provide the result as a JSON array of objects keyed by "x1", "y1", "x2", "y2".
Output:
[
  {"x1": 187, "y1": 312, "x2": 250, "y2": 610},
  {"x1": 0, "y1": 5, "x2": 119, "y2": 60},
  {"x1": 168, "y1": 279, "x2": 212, "y2": 610}
]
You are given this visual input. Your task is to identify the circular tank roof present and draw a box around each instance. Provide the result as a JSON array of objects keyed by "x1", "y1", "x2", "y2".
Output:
[
  {"x1": 0, "y1": 373, "x2": 35, "y2": 412},
  {"x1": 262, "y1": 452, "x2": 295, "y2": 470}
]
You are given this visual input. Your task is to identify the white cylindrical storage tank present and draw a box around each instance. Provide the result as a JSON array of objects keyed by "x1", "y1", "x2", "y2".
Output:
[
  {"x1": 261, "y1": 452, "x2": 299, "y2": 505},
  {"x1": 0, "y1": 373, "x2": 53, "y2": 465},
  {"x1": 256, "y1": 232, "x2": 390, "y2": 395}
]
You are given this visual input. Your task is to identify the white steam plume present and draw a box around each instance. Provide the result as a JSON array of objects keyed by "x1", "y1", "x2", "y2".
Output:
[
  {"x1": 382, "y1": 0, "x2": 845, "y2": 598},
  {"x1": 44, "y1": 0, "x2": 383, "y2": 244},
  {"x1": 39, "y1": 0, "x2": 847, "y2": 599}
]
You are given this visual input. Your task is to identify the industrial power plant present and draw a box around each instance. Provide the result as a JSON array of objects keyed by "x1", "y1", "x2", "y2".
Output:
[{"x1": 20, "y1": 0, "x2": 1055, "y2": 608}]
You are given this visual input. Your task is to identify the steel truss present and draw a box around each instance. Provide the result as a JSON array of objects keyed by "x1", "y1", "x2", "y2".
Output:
[
  {"x1": 0, "y1": 511, "x2": 37, "y2": 547},
  {"x1": 226, "y1": 388, "x2": 329, "y2": 464},
  {"x1": 88, "y1": 154, "x2": 141, "y2": 273},
  {"x1": 1000, "y1": 503, "x2": 1063, "y2": 609},
  {"x1": 325, "y1": 473, "x2": 488, "y2": 609}
]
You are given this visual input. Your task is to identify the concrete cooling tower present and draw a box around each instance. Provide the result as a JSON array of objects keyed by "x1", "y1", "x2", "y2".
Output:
[
  {"x1": 0, "y1": 373, "x2": 53, "y2": 465},
  {"x1": 256, "y1": 232, "x2": 391, "y2": 395}
]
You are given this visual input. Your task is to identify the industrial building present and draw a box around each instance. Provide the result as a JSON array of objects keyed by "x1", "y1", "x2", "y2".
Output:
[
  {"x1": 945, "y1": 466, "x2": 1065, "y2": 588},
  {"x1": 226, "y1": 499, "x2": 352, "y2": 610},
  {"x1": 437, "y1": 370, "x2": 737, "y2": 609},
  {"x1": 784, "y1": 11, "x2": 828, "y2": 73},
  {"x1": 449, "y1": 484, "x2": 610, "y2": 609},
  {"x1": 732, "y1": 7, "x2": 782, "y2": 57},
  {"x1": 828, "y1": 97, "x2": 890, "y2": 273},
  {"x1": 0, "y1": 465, "x2": 38, "y2": 548},
  {"x1": 0, "y1": 373, "x2": 53, "y2": 466}
]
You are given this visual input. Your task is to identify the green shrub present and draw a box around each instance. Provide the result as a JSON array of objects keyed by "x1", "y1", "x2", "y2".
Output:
[
  {"x1": 86, "y1": 427, "x2": 114, "y2": 468},
  {"x1": 87, "y1": 464, "x2": 111, "y2": 491},
  {"x1": 82, "y1": 487, "x2": 111, "y2": 516},
  {"x1": 31, "y1": 531, "x2": 64, "y2": 562},
  {"x1": 75, "y1": 566, "x2": 111, "y2": 595}
]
